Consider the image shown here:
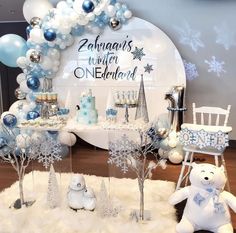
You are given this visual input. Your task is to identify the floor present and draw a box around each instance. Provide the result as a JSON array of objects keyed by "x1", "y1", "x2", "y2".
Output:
[{"x1": 0, "y1": 140, "x2": 235, "y2": 233}]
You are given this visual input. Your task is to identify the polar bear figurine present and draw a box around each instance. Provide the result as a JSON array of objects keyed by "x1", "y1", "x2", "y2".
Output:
[
  {"x1": 67, "y1": 174, "x2": 96, "y2": 211},
  {"x1": 169, "y1": 163, "x2": 236, "y2": 233}
]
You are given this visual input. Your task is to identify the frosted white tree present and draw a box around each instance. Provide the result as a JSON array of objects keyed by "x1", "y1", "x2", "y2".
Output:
[
  {"x1": 96, "y1": 180, "x2": 121, "y2": 218},
  {"x1": 174, "y1": 21, "x2": 204, "y2": 52},
  {"x1": 0, "y1": 124, "x2": 38, "y2": 208},
  {"x1": 183, "y1": 60, "x2": 199, "y2": 81},
  {"x1": 214, "y1": 23, "x2": 236, "y2": 50},
  {"x1": 108, "y1": 128, "x2": 166, "y2": 221},
  {"x1": 47, "y1": 164, "x2": 60, "y2": 208},
  {"x1": 205, "y1": 56, "x2": 226, "y2": 77}
]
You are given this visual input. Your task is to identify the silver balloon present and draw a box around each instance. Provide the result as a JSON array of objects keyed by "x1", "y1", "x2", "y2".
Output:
[
  {"x1": 15, "y1": 88, "x2": 27, "y2": 100},
  {"x1": 30, "y1": 17, "x2": 41, "y2": 27},
  {"x1": 109, "y1": 18, "x2": 121, "y2": 31},
  {"x1": 30, "y1": 50, "x2": 41, "y2": 63},
  {"x1": 165, "y1": 86, "x2": 186, "y2": 132}
]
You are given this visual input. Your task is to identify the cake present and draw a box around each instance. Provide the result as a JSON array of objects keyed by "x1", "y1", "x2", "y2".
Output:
[{"x1": 76, "y1": 90, "x2": 98, "y2": 125}]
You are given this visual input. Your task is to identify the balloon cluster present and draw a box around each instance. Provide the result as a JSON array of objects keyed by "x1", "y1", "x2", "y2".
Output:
[{"x1": 0, "y1": 0, "x2": 132, "y2": 149}]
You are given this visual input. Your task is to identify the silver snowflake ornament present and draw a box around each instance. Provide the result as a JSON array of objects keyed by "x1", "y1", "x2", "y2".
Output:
[
  {"x1": 144, "y1": 64, "x2": 153, "y2": 73},
  {"x1": 174, "y1": 21, "x2": 204, "y2": 52},
  {"x1": 32, "y1": 136, "x2": 62, "y2": 169},
  {"x1": 131, "y1": 47, "x2": 146, "y2": 61},
  {"x1": 214, "y1": 23, "x2": 236, "y2": 50},
  {"x1": 183, "y1": 60, "x2": 199, "y2": 81},
  {"x1": 108, "y1": 134, "x2": 140, "y2": 173},
  {"x1": 205, "y1": 56, "x2": 226, "y2": 77}
]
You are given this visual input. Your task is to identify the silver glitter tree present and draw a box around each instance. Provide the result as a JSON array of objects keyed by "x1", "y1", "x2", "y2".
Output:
[
  {"x1": 108, "y1": 128, "x2": 166, "y2": 221},
  {"x1": 135, "y1": 75, "x2": 149, "y2": 123}
]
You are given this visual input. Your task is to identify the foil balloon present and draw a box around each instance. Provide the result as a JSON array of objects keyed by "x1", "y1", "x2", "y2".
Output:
[
  {"x1": 29, "y1": 50, "x2": 41, "y2": 63},
  {"x1": 26, "y1": 76, "x2": 40, "y2": 90},
  {"x1": 3, "y1": 114, "x2": 17, "y2": 128},
  {"x1": 82, "y1": 0, "x2": 95, "y2": 13},
  {"x1": 30, "y1": 17, "x2": 41, "y2": 27},
  {"x1": 165, "y1": 86, "x2": 186, "y2": 132},
  {"x1": 109, "y1": 18, "x2": 121, "y2": 30}
]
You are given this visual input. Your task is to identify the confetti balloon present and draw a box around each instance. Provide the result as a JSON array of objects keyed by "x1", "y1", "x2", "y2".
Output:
[{"x1": 3, "y1": 114, "x2": 17, "y2": 128}]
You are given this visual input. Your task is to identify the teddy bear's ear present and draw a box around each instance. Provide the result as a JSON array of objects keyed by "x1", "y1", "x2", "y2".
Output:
[
  {"x1": 219, "y1": 165, "x2": 225, "y2": 173},
  {"x1": 191, "y1": 162, "x2": 198, "y2": 168}
]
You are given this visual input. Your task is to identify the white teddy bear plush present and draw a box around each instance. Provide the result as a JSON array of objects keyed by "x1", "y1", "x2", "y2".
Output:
[
  {"x1": 169, "y1": 163, "x2": 236, "y2": 233},
  {"x1": 67, "y1": 174, "x2": 96, "y2": 211}
]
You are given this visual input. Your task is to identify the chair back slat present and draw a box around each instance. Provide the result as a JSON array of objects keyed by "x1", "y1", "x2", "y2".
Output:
[{"x1": 192, "y1": 103, "x2": 231, "y2": 126}]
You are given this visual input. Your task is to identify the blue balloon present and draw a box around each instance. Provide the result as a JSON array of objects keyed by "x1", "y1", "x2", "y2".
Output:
[
  {"x1": 44, "y1": 29, "x2": 57, "y2": 41},
  {"x1": 0, "y1": 34, "x2": 28, "y2": 67},
  {"x1": 26, "y1": 76, "x2": 40, "y2": 90},
  {"x1": 110, "y1": 0, "x2": 117, "y2": 4},
  {"x1": 0, "y1": 137, "x2": 7, "y2": 149},
  {"x1": 3, "y1": 114, "x2": 17, "y2": 128},
  {"x1": 82, "y1": 0, "x2": 95, "y2": 13},
  {"x1": 26, "y1": 111, "x2": 40, "y2": 120},
  {"x1": 71, "y1": 26, "x2": 85, "y2": 37},
  {"x1": 59, "y1": 144, "x2": 69, "y2": 158}
]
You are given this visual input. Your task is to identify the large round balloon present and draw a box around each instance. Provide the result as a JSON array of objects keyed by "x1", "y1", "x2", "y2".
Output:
[
  {"x1": 26, "y1": 76, "x2": 40, "y2": 90},
  {"x1": 0, "y1": 34, "x2": 28, "y2": 67},
  {"x1": 23, "y1": 0, "x2": 53, "y2": 23}
]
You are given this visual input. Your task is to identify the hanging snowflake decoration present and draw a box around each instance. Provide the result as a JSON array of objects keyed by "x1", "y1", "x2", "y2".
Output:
[
  {"x1": 205, "y1": 56, "x2": 226, "y2": 77},
  {"x1": 183, "y1": 60, "x2": 199, "y2": 81},
  {"x1": 214, "y1": 23, "x2": 236, "y2": 50},
  {"x1": 174, "y1": 21, "x2": 204, "y2": 52},
  {"x1": 131, "y1": 47, "x2": 146, "y2": 61},
  {"x1": 32, "y1": 136, "x2": 62, "y2": 169},
  {"x1": 108, "y1": 134, "x2": 140, "y2": 173}
]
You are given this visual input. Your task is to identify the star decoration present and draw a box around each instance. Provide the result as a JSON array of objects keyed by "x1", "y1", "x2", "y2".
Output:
[
  {"x1": 131, "y1": 47, "x2": 146, "y2": 61},
  {"x1": 144, "y1": 64, "x2": 153, "y2": 73}
]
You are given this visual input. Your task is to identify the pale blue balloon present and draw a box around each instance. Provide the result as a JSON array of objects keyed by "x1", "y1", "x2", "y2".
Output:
[{"x1": 0, "y1": 34, "x2": 28, "y2": 67}]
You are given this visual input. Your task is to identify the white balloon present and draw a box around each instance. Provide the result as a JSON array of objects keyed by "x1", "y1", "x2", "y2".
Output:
[
  {"x1": 105, "y1": 5, "x2": 116, "y2": 17},
  {"x1": 41, "y1": 56, "x2": 53, "y2": 70},
  {"x1": 22, "y1": 104, "x2": 32, "y2": 113},
  {"x1": 16, "y1": 73, "x2": 26, "y2": 84},
  {"x1": 73, "y1": 0, "x2": 83, "y2": 14},
  {"x1": 23, "y1": 0, "x2": 53, "y2": 23},
  {"x1": 168, "y1": 148, "x2": 184, "y2": 164},
  {"x1": 16, "y1": 134, "x2": 31, "y2": 149},
  {"x1": 168, "y1": 139, "x2": 177, "y2": 148},
  {"x1": 58, "y1": 132, "x2": 76, "y2": 146},
  {"x1": 47, "y1": 48, "x2": 60, "y2": 59},
  {"x1": 30, "y1": 27, "x2": 45, "y2": 44},
  {"x1": 17, "y1": 57, "x2": 28, "y2": 69},
  {"x1": 20, "y1": 81, "x2": 31, "y2": 93},
  {"x1": 31, "y1": 131, "x2": 46, "y2": 144},
  {"x1": 56, "y1": 1, "x2": 68, "y2": 9},
  {"x1": 65, "y1": 35, "x2": 74, "y2": 46},
  {"x1": 86, "y1": 12, "x2": 95, "y2": 21},
  {"x1": 124, "y1": 10, "x2": 132, "y2": 19}
]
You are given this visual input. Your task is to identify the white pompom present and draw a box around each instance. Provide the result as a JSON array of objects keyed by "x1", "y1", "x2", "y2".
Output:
[{"x1": 58, "y1": 132, "x2": 77, "y2": 146}]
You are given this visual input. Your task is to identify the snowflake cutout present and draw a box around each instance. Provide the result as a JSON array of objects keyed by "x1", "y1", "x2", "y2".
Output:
[
  {"x1": 195, "y1": 129, "x2": 211, "y2": 149},
  {"x1": 210, "y1": 131, "x2": 229, "y2": 151},
  {"x1": 108, "y1": 134, "x2": 140, "y2": 173},
  {"x1": 179, "y1": 128, "x2": 194, "y2": 146},
  {"x1": 32, "y1": 136, "x2": 62, "y2": 168},
  {"x1": 205, "y1": 56, "x2": 226, "y2": 77},
  {"x1": 144, "y1": 64, "x2": 153, "y2": 73},
  {"x1": 174, "y1": 21, "x2": 204, "y2": 52},
  {"x1": 183, "y1": 60, "x2": 199, "y2": 81},
  {"x1": 214, "y1": 23, "x2": 236, "y2": 50},
  {"x1": 131, "y1": 47, "x2": 145, "y2": 61}
]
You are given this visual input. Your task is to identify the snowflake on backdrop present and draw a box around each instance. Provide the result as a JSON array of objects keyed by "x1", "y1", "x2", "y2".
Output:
[
  {"x1": 108, "y1": 134, "x2": 140, "y2": 173},
  {"x1": 205, "y1": 56, "x2": 226, "y2": 77},
  {"x1": 183, "y1": 60, "x2": 199, "y2": 81},
  {"x1": 131, "y1": 47, "x2": 146, "y2": 61},
  {"x1": 174, "y1": 21, "x2": 204, "y2": 52},
  {"x1": 32, "y1": 137, "x2": 62, "y2": 168},
  {"x1": 144, "y1": 64, "x2": 153, "y2": 73},
  {"x1": 214, "y1": 23, "x2": 236, "y2": 50}
]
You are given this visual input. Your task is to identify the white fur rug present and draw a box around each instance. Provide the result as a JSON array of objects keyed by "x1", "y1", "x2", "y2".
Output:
[{"x1": 0, "y1": 172, "x2": 177, "y2": 233}]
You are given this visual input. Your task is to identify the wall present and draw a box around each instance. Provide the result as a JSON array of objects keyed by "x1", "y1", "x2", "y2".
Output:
[{"x1": 125, "y1": 0, "x2": 236, "y2": 138}]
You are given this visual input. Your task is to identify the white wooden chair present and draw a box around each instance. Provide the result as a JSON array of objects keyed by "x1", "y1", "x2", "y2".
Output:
[{"x1": 176, "y1": 103, "x2": 231, "y2": 191}]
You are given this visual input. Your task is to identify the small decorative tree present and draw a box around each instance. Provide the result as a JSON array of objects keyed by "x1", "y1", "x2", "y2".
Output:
[
  {"x1": 108, "y1": 127, "x2": 166, "y2": 221},
  {"x1": 47, "y1": 164, "x2": 60, "y2": 208},
  {"x1": 0, "y1": 123, "x2": 37, "y2": 208}
]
